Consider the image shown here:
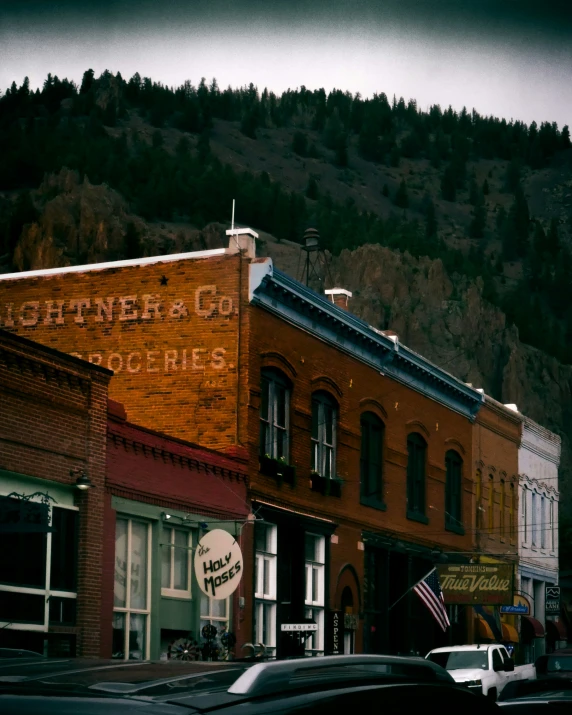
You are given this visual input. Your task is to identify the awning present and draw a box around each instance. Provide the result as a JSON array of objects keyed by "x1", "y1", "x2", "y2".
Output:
[
  {"x1": 522, "y1": 616, "x2": 545, "y2": 638},
  {"x1": 476, "y1": 617, "x2": 495, "y2": 640},
  {"x1": 546, "y1": 619, "x2": 568, "y2": 641},
  {"x1": 501, "y1": 623, "x2": 519, "y2": 643}
]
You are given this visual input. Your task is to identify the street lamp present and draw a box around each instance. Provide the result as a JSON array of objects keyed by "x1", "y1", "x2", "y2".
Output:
[{"x1": 70, "y1": 469, "x2": 94, "y2": 490}]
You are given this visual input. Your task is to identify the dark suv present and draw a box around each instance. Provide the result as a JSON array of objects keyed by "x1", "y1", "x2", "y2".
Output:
[{"x1": 0, "y1": 652, "x2": 500, "y2": 715}]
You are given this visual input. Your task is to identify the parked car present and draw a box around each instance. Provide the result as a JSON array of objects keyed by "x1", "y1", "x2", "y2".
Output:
[
  {"x1": 426, "y1": 644, "x2": 536, "y2": 700},
  {"x1": 497, "y1": 676, "x2": 572, "y2": 712},
  {"x1": 534, "y1": 649, "x2": 572, "y2": 680},
  {"x1": 0, "y1": 654, "x2": 500, "y2": 715}
]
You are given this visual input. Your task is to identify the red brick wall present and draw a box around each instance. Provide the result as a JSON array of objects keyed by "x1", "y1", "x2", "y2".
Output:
[
  {"x1": 0, "y1": 331, "x2": 111, "y2": 657},
  {"x1": 0, "y1": 254, "x2": 242, "y2": 448},
  {"x1": 472, "y1": 400, "x2": 521, "y2": 554},
  {"x1": 245, "y1": 304, "x2": 475, "y2": 633}
]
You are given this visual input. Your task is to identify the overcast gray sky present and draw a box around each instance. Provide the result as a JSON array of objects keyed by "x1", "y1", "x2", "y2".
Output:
[{"x1": 1, "y1": 0, "x2": 571, "y2": 126}]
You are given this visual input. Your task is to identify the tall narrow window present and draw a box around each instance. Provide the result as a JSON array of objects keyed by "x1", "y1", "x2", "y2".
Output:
[
  {"x1": 549, "y1": 499, "x2": 555, "y2": 552},
  {"x1": 531, "y1": 491, "x2": 538, "y2": 546},
  {"x1": 304, "y1": 533, "x2": 325, "y2": 655},
  {"x1": 311, "y1": 392, "x2": 337, "y2": 479},
  {"x1": 254, "y1": 523, "x2": 277, "y2": 657},
  {"x1": 406, "y1": 433, "x2": 427, "y2": 519},
  {"x1": 161, "y1": 527, "x2": 192, "y2": 598},
  {"x1": 520, "y1": 487, "x2": 529, "y2": 544},
  {"x1": 360, "y1": 412, "x2": 384, "y2": 508},
  {"x1": 445, "y1": 450, "x2": 463, "y2": 531},
  {"x1": 488, "y1": 475, "x2": 494, "y2": 533},
  {"x1": 540, "y1": 495, "x2": 546, "y2": 549},
  {"x1": 475, "y1": 469, "x2": 482, "y2": 528},
  {"x1": 113, "y1": 518, "x2": 151, "y2": 660},
  {"x1": 510, "y1": 482, "x2": 516, "y2": 543},
  {"x1": 260, "y1": 370, "x2": 290, "y2": 460},
  {"x1": 500, "y1": 480, "x2": 506, "y2": 538}
]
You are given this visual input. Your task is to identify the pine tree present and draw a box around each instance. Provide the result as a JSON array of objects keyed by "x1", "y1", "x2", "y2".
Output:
[
  {"x1": 424, "y1": 197, "x2": 438, "y2": 239},
  {"x1": 335, "y1": 134, "x2": 348, "y2": 167},
  {"x1": 469, "y1": 191, "x2": 487, "y2": 238},
  {"x1": 306, "y1": 177, "x2": 319, "y2": 200},
  {"x1": 80, "y1": 69, "x2": 95, "y2": 95},
  {"x1": 394, "y1": 180, "x2": 409, "y2": 209},
  {"x1": 441, "y1": 164, "x2": 456, "y2": 201},
  {"x1": 382, "y1": 184, "x2": 389, "y2": 197},
  {"x1": 546, "y1": 217, "x2": 560, "y2": 255},
  {"x1": 469, "y1": 179, "x2": 479, "y2": 206},
  {"x1": 482, "y1": 178, "x2": 490, "y2": 196},
  {"x1": 293, "y1": 131, "x2": 308, "y2": 157}
]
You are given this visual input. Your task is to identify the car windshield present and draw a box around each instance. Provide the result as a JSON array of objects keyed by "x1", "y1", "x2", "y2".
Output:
[
  {"x1": 547, "y1": 656, "x2": 572, "y2": 673},
  {"x1": 428, "y1": 651, "x2": 488, "y2": 670}
]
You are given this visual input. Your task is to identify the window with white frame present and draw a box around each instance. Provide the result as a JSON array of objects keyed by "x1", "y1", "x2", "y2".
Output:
[
  {"x1": 113, "y1": 517, "x2": 151, "y2": 660},
  {"x1": 531, "y1": 491, "x2": 538, "y2": 546},
  {"x1": 540, "y1": 495, "x2": 546, "y2": 549},
  {"x1": 0, "y1": 500, "x2": 79, "y2": 637},
  {"x1": 522, "y1": 486, "x2": 528, "y2": 543},
  {"x1": 311, "y1": 392, "x2": 337, "y2": 478},
  {"x1": 260, "y1": 370, "x2": 290, "y2": 460},
  {"x1": 200, "y1": 593, "x2": 229, "y2": 644},
  {"x1": 161, "y1": 527, "x2": 192, "y2": 598},
  {"x1": 304, "y1": 533, "x2": 325, "y2": 655},
  {"x1": 254, "y1": 523, "x2": 277, "y2": 656},
  {"x1": 549, "y1": 499, "x2": 554, "y2": 552}
]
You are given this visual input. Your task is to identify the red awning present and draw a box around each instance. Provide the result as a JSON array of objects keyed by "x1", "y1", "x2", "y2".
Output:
[
  {"x1": 547, "y1": 619, "x2": 568, "y2": 641},
  {"x1": 522, "y1": 616, "x2": 545, "y2": 638}
]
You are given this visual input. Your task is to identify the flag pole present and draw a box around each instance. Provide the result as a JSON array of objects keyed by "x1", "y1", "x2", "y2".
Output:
[{"x1": 387, "y1": 567, "x2": 437, "y2": 611}]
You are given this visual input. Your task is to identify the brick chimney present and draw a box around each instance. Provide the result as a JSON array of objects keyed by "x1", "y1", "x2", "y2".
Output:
[
  {"x1": 226, "y1": 227, "x2": 258, "y2": 259},
  {"x1": 325, "y1": 288, "x2": 352, "y2": 310}
]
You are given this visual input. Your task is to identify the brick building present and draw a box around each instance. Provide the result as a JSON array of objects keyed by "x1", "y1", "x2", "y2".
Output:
[
  {"x1": 0, "y1": 232, "x2": 485, "y2": 656},
  {"x1": 103, "y1": 399, "x2": 250, "y2": 661},
  {"x1": 470, "y1": 395, "x2": 522, "y2": 654},
  {"x1": 0, "y1": 329, "x2": 111, "y2": 657}
]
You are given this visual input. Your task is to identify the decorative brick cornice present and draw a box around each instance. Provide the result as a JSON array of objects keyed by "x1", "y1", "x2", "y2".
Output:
[{"x1": 250, "y1": 265, "x2": 484, "y2": 421}]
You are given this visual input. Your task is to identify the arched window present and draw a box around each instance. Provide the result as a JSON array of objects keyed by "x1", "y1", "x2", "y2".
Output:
[
  {"x1": 360, "y1": 412, "x2": 384, "y2": 509},
  {"x1": 260, "y1": 368, "x2": 290, "y2": 460},
  {"x1": 445, "y1": 450, "x2": 463, "y2": 532},
  {"x1": 311, "y1": 392, "x2": 337, "y2": 478},
  {"x1": 407, "y1": 433, "x2": 427, "y2": 520}
]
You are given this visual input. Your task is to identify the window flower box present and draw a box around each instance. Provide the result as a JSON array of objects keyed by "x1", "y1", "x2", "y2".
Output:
[
  {"x1": 259, "y1": 455, "x2": 296, "y2": 486},
  {"x1": 310, "y1": 471, "x2": 344, "y2": 497}
]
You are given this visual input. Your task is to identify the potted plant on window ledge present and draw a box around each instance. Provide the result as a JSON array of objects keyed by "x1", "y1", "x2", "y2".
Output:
[
  {"x1": 310, "y1": 470, "x2": 344, "y2": 497},
  {"x1": 259, "y1": 454, "x2": 296, "y2": 486}
]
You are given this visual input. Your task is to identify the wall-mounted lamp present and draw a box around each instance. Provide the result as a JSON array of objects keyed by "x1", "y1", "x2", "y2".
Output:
[{"x1": 70, "y1": 468, "x2": 94, "y2": 490}]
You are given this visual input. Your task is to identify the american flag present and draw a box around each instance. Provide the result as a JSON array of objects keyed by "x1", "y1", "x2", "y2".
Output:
[{"x1": 413, "y1": 568, "x2": 450, "y2": 632}]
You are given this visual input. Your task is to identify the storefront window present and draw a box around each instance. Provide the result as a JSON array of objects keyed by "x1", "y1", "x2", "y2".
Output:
[
  {"x1": 305, "y1": 533, "x2": 325, "y2": 655},
  {"x1": 254, "y1": 523, "x2": 277, "y2": 657},
  {"x1": 0, "y1": 500, "x2": 78, "y2": 636},
  {"x1": 161, "y1": 527, "x2": 192, "y2": 598},
  {"x1": 113, "y1": 517, "x2": 150, "y2": 660}
]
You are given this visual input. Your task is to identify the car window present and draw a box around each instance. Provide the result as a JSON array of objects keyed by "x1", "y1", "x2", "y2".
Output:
[
  {"x1": 427, "y1": 650, "x2": 488, "y2": 670},
  {"x1": 547, "y1": 656, "x2": 572, "y2": 673},
  {"x1": 492, "y1": 649, "x2": 504, "y2": 670},
  {"x1": 499, "y1": 647, "x2": 509, "y2": 662}
]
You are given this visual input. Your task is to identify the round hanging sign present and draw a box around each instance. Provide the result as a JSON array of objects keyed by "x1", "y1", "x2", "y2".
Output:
[{"x1": 194, "y1": 529, "x2": 243, "y2": 600}]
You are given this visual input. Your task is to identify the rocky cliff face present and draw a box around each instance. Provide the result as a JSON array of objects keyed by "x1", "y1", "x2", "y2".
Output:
[{"x1": 7, "y1": 179, "x2": 571, "y2": 514}]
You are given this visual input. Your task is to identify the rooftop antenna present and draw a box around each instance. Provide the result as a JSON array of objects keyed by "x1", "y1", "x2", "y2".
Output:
[{"x1": 298, "y1": 226, "x2": 333, "y2": 291}]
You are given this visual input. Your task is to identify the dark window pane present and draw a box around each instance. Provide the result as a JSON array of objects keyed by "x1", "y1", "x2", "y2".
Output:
[
  {"x1": 312, "y1": 400, "x2": 319, "y2": 440},
  {"x1": 276, "y1": 384, "x2": 286, "y2": 428},
  {"x1": 0, "y1": 591, "x2": 45, "y2": 624},
  {"x1": 407, "y1": 433, "x2": 426, "y2": 514},
  {"x1": 48, "y1": 597, "x2": 76, "y2": 626},
  {"x1": 324, "y1": 405, "x2": 333, "y2": 444},
  {"x1": 50, "y1": 508, "x2": 79, "y2": 592},
  {"x1": 260, "y1": 377, "x2": 270, "y2": 421},
  {"x1": 0, "y1": 528, "x2": 46, "y2": 588}
]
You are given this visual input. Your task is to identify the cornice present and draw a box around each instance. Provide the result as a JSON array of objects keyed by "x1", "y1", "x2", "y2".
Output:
[
  {"x1": 0, "y1": 344, "x2": 91, "y2": 395},
  {"x1": 519, "y1": 473, "x2": 559, "y2": 497},
  {"x1": 250, "y1": 267, "x2": 484, "y2": 422},
  {"x1": 107, "y1": 430, "x2": 248, "y2": 483}
]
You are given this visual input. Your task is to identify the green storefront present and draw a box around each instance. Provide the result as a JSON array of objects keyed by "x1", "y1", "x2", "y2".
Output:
[{"x1": 111, "y1": 496, "x2": 242, "y2": 661}]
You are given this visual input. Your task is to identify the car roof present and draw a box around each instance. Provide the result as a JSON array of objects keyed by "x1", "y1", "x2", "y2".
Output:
[{"x1": 428, "y1": 645, "x2": 496, "y2": 653}]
